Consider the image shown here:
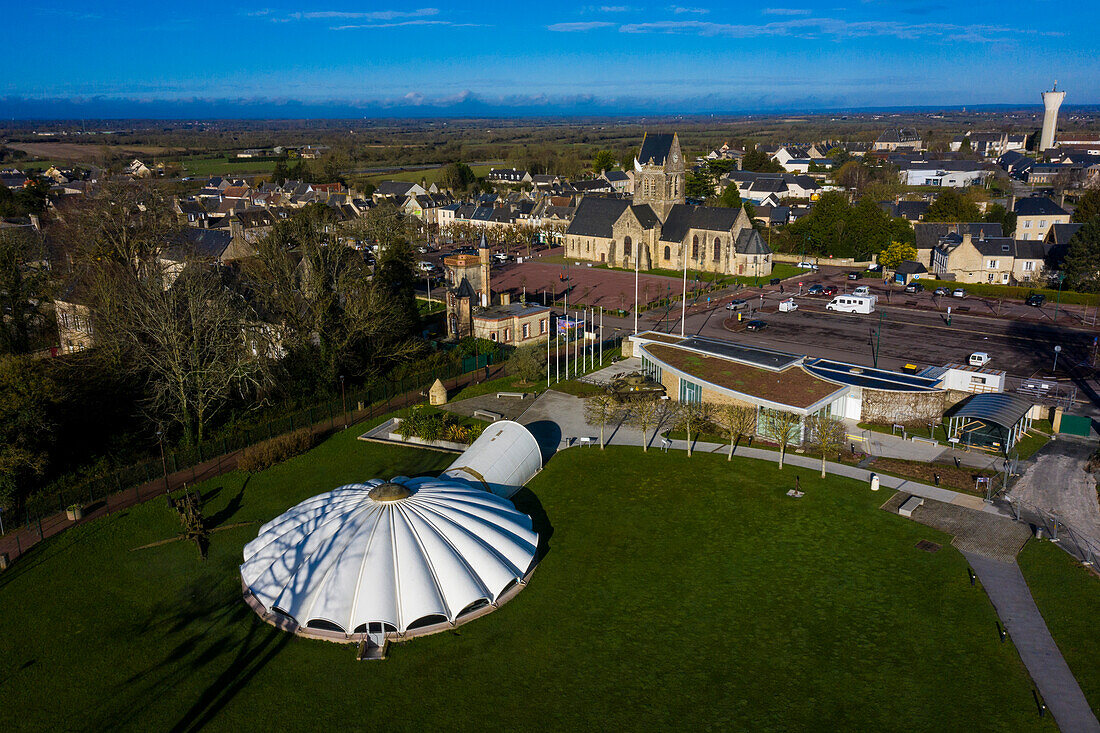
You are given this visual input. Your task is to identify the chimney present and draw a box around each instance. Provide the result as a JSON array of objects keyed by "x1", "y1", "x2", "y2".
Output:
[{"x1": 478, "y1": 232, "x2": 491, "y2": 307}]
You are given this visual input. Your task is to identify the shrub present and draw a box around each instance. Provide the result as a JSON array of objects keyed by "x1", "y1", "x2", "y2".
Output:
[{"x1": 237, "y1": 428, "x2": 319, "y2": 472}]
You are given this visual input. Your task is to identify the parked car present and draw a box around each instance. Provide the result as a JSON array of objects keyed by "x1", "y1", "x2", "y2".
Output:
[
  {"x1": 797, "y1": 262, "x2": 819, "y2": 271},
  {"x1": 904, "y1": 282, "x2": 924, "y2": 293},
  {"x1": 822, "y1": 285, "x2": 838, "y2": 296},
  {"x1": 1026, "y1": 293, "x2": 1046, "y2": 307},
  {"x1": 725, "y1": 298, "x2": 748, "y2": 311},
  {"x1": 933, "y1": 286, "x2": 950, "y2": 297},
  {"x1": 852, "y1": 285, "x2": 871, "y2": 297},
  {"x1": 847, "y1": 271, "x2": 861, "y2": 280},
  {"x1": 745, "y1": 320, "x2": 768, "y2": 331},
  {"x1": 807, "y1": 284, "x2": 825, "y2": 295},
  {"x1": 952, "y1": 288, "x2": 966, "y2": 298},
  {"x1": 969, "y1": 352, "x2": 991, "y2": 367}
]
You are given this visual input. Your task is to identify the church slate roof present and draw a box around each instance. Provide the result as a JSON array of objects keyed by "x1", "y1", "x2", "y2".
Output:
[
  {"x1": 659, "y1": 204, "x2": 740, "y2": 243},
  {"x1": 735, "y1": 229, "x2": 770, "y2": 255},
  {"x1": 637, "y1": 133, "x2": 675, "y2": 166},
  {"x1": 565, "y1": 196, "x2": 631, "y2": 238},
  {"x1": 630, "y1": 204, "x2": 660, "y2": 229}
]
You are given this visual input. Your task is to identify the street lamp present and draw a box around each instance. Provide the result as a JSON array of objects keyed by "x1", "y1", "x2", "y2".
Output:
[
  {"x1": 157, "y1": 428, "x2": 170, "y2": 496},
  {"x1": 1052, "y1": 345, "x2": 1062, "y2": 374},
  {"x1": 1052, "y1": 272, "x2": 1066, "y2": 322},
  {"x1": 340, "y1": 375, "x2": 348, "y2": 429}
]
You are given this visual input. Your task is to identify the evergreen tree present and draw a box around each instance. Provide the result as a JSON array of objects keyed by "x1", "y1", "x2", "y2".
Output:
[
  {"x1": 1062, "y1": 220, "x2": 1100, "y2": 293},
  {"x1": 1072, "y1": 189, "x2": 1100, "y2": 224}
]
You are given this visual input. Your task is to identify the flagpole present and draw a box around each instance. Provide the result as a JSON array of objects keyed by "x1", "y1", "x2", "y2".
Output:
[
  {"x1": 634, "y1": 245, "x2": 640, "y2": 334},
  {"x1": 681, "y1": 242, "x2": 688, "y2": 337}
]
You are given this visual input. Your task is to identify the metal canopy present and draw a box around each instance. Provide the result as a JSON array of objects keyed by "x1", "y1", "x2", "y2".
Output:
[{"x1": 952, "y1": 393, "x2": 1033, "y2": 429}]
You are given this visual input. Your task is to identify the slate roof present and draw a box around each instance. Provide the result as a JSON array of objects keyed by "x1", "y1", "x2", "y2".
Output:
[
  {"x1": 630, "y1": 204, "x2": 660, "y2": 229},
  {"x1": 375, "y1": 181, "x2": 417, "y2": 197},
  {"x1": 1047, "y1": 222, "x2": 1084, "y2": 244},
  {"x1": 914, "y1": 222, "x2": 1003, "y2": 250},
  {"x1": 877, "y1": 128, "x2": 921, "y2": 144},
  {"x1": 637, "y1": 133, "x2": 675, "y2": 166},
  {"x1": 1014, "y1": 196, "x2": 1068, "y2": 217},
  {"x1": 659, "y1": 204, "x2": 741, "y2": 243},
  {"x1": 895, "y1": 260, "x2": 928, "y2": 275},
  {"x1": 565, "y1": 196, "x2": 631, "y2": 238},
  {"x1": 735, "y1": 229, "x2": 770, "y2": 255},
  {"x1": 163, "y1": 228, "x2": 234, "y2": 261},
  {"x1": 603, "y1": 170, "x2": 629, "y2": 182}
]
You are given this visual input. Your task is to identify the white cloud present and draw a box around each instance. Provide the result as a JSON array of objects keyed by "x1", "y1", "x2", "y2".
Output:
[
  {"x1": 282, "y1": 8, "x2": 439, "y2": 21},
  {"x1": 670, "y1": 5, "x2": 709, "y2": 13},
  {"x1": 617, "y1": 17, "x2": 1033, "y2": 42},
  {"x1": 548, "y1": 21, "x2": 617, "y2": 31},
  {"x1": 761, "y1": 8, "x2": 812, "y2": 15}
]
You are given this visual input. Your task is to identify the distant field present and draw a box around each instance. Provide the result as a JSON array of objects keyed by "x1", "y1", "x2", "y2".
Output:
[
  {"x1": 10, "y1": 142, "x2": 184, "y2": 162},
  {"x1": 170, "y1": 156, "x2": 280, "y2": 178},
  {"x1": 361, "y1": 163, "x2": 496, "y2": 186}
]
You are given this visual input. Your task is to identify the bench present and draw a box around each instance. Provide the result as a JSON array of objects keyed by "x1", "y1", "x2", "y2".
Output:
[
  {"x1": 496, "y1": 392, "x2": 527, "y2": 399},
  {"x1": 899, "y1": 495, "x2": 924, "y2": 518},
  {"x1": 472, "y1": 409, "x2": 502, "y2": 421},
  {"x1": 910, "y1": 435, "x2": 938, "y2": 446}
]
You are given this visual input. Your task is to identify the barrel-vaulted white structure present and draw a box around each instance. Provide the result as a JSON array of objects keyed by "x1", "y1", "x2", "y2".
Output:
[
  {"x1": 240, "y1": 476, "x2": 538, "y2": 636},
  {"x1": 443, "y1": 420, "x2": 543, "y2": 498}
]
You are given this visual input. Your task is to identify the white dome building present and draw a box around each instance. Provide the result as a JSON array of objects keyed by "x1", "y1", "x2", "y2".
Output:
[{"x1": 241, "y1": 476, "x2": 538, "y2": 639}]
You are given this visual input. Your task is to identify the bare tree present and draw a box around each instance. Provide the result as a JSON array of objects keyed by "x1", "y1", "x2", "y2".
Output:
[
  {"x1": 760, "y1": 408, "x2": 801, "y2": 470},
  {"x1": 0, "y1": 229, "x2": 51, "y2": 355},
  {"x1": 673, "y1": 401, "x2": 712, "y2": 457},
  {"x1": 627, "y1": 397, "x2": 674, "y2": 452},
  {"x1": 584, "y1": 392, "x2": 623, "y2": 449},
  {"x1": 805, "y1": 415, "x2": 847, "y2": 478},
  {"x1": 714, "y1": 402, "x2": 757, "y2": 460}
]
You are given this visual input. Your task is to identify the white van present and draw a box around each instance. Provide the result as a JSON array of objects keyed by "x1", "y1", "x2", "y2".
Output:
[
  {"x1": 969, "y1": 352, "x2": 990, "y2": 367},
  {"x1": 826, "y1": 294, "x2": 876, "y2": 314},
  {"x1": 852, "y1": 285, "x2": 871, "y2": 297}
]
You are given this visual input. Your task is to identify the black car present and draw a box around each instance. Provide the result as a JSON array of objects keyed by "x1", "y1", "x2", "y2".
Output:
[
  {"x1": 806, "y1": 284, "x2": 825, "y2": 295},
  {"x1": 904, "y1": 282, "x2": 924, "y2": 293},
  {"x1": 745, "y1": 320, "x2": 767, "y2": 331},
  {"x1": 1026, "y1": 293, "x2": 1046, "y2": 307},
  {"x1": 847, "y1": 271, "x2": 861, "y2": 280}
]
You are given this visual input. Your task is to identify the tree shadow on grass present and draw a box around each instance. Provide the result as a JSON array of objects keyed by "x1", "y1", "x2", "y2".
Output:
[
  {"x1": 85, "y1": 580, "x2": 291, "y2": 733},
  {"x1": 204, "y1": 476, "x2": 250, "y2": 530}
]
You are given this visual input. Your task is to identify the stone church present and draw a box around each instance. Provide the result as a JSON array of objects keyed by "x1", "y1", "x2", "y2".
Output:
[{"x1": 564, "y1": 132, "x2": 772, "y2": 278}]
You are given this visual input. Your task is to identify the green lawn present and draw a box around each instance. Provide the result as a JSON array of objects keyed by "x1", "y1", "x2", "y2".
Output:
[
  {"x1": 0, "y1": 431, "x2": 1053, "y2": 731},
  {"x1": 1018, "y1": 540, "x2": 1100, "y2": 714},
  {"x1": 169, "y1": 156, "x2": 281, "y2": 178},
  {"x1": 362, "y1": 163, "x2": 496, "y2": 186}
]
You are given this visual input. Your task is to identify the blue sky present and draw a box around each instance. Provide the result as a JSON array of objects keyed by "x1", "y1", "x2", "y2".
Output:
[{"x1": 3, "y1": 1, "x2": 1097, "y2": 116}]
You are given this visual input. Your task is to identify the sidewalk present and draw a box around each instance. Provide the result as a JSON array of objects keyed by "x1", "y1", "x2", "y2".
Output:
[{"x1": 966, "y1": 553, "x2": 1100, "y2": 733}]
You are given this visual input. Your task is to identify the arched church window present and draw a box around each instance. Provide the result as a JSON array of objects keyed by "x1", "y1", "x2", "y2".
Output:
[
  {"x1": 691, "y1": 235, "x2": 699, "y2": 259},
  {"x1": 713, "y1": 237, "x2": 721, "y2": 261},
  {"x1": 663, "y1": 245, "x2": 671, "y2": 260},
  {"x1": 624, "y1": 236, "x2": 632, "y2": 257}
]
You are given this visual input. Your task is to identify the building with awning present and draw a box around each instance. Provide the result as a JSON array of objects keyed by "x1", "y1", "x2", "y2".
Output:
[{"x1": 945, "y1": 393, "x2": 1035, "y2": 454}]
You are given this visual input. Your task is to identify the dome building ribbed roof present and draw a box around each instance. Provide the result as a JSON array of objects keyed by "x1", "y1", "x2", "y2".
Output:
[{"x1": 241, "y1": 477, "x2": 538, "y2": 635}]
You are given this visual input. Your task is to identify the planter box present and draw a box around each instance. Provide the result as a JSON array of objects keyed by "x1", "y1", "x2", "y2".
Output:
[{"x1": 66, "y1": 506, "x2": 84, "y2": 521}]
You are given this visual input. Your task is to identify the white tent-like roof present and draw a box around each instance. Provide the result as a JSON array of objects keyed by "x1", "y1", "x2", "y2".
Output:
[
  {"x1": 241, "y1": 477, "x2": 538, "y2": 635},
  {"x1": 443, "y1": 420, "x2": 542, "y2": 498}
]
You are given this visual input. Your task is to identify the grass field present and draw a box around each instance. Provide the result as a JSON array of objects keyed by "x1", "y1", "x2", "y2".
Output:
[
  {"x1": 170, "y1": 156, "x2": 281, "y2": 178},
  {"x1": 0, "y1": 426, "x2": 1055, "y2": 731},
  {"x1": 360, "y1": 163, "x2": 496, "y2": 186},
  {"x1": 1018, "y1": 540, "x2": 1100, "y2": 716}
]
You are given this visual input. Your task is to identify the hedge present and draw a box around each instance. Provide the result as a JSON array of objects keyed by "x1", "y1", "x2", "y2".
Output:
[
  {"x1": 917, "y1": 278, "x2": 1100, "y2": 306},
  {"x1": 237, "y1": 428, "x2": 321, "y2": 473}
]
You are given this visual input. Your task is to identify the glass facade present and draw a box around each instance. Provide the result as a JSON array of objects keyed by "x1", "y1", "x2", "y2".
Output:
[{"x1": 679, "y1": 378, "x2": 702, "y2": 403}]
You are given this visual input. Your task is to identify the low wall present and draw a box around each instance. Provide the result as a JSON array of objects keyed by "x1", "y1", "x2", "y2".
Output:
[{"x1": 772, "y1": 253, "x2": 877, "y2": 268}]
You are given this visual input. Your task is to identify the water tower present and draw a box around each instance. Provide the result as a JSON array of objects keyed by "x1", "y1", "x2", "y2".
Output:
[{"x1": 1040, "y1": 82, "x2": 1065, "y2": 151}]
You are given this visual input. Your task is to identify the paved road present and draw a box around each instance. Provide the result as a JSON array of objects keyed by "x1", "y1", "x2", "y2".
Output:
[{"x1": 965, "y1": 553, "x2": 1100, "y2": 733}]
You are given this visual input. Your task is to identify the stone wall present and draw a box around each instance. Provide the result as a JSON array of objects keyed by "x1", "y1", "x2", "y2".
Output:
[{"x1": 862, "y1": 389, "x2": 946, "y2": 426}]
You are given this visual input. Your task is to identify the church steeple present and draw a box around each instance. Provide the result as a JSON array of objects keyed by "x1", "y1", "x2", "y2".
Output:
[{"x1": 632, "y1": 132, "x2": 685, "y2": 221}]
